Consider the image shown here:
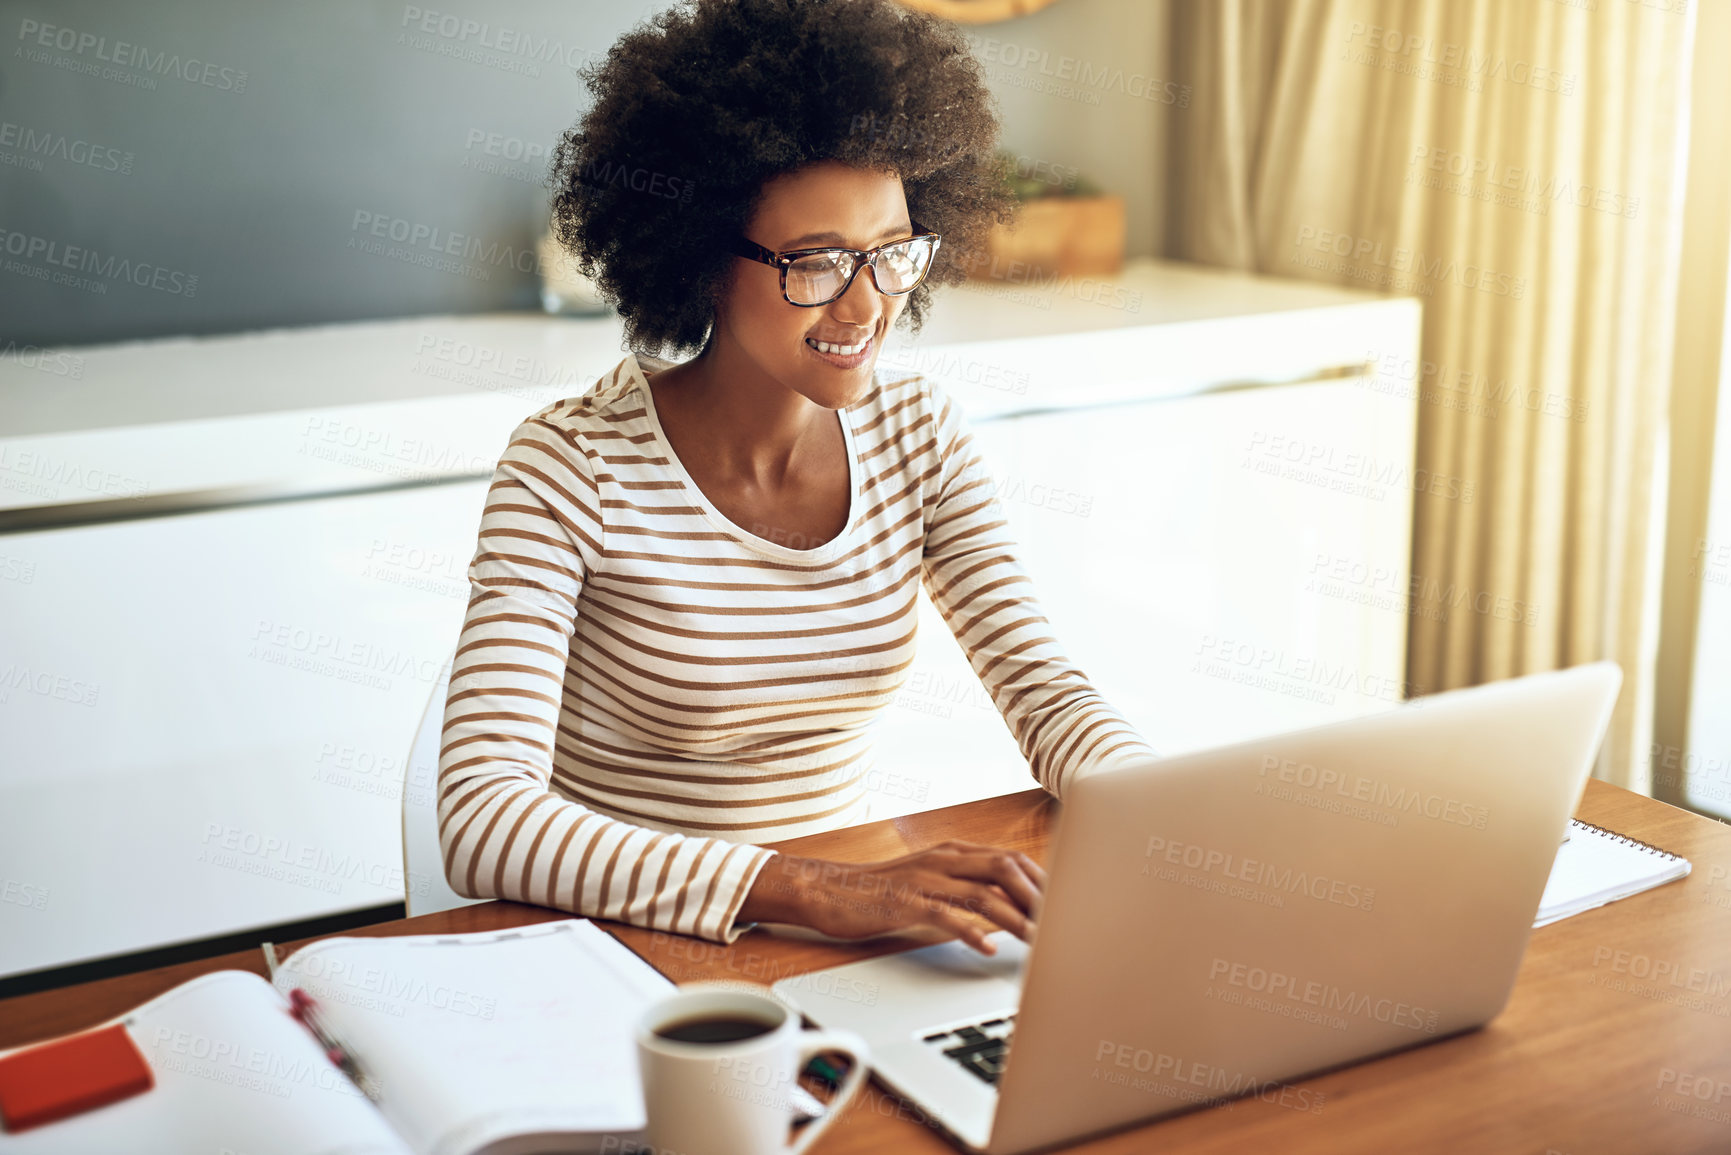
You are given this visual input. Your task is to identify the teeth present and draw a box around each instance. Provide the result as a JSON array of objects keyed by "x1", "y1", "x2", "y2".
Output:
[{"x1": 807, "y1": 336, "x2": 868, "y2": 356}]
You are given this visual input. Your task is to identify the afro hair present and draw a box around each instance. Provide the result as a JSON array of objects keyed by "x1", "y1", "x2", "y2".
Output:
[{"x1": 549, "y1": 0, "x2": 1014, "y2": 356}]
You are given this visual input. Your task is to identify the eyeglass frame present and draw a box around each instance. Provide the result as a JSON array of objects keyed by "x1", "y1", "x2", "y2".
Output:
[{"x1": 724, "y1": 221, "x2": 942, "y2": 307}]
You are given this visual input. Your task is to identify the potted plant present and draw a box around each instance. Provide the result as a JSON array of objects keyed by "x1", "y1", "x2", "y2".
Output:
[{"x1": 970, "y1": 148, "x2": 1125, "y2": 281}]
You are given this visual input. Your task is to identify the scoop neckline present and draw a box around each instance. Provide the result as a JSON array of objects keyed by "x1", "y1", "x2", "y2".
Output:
[{"x1": 628, "y1": 353, "x2": 863, "y2": 563}]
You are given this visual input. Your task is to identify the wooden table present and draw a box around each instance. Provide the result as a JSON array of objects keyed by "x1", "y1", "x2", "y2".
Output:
[{"x1": 3, "y1": 778, "x2": 1728, "y2": 1154}]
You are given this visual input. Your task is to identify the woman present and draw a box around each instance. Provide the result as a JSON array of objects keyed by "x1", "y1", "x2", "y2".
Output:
[{"x1": 438, "y1": 0, "x2": 1155, "y2": 956}]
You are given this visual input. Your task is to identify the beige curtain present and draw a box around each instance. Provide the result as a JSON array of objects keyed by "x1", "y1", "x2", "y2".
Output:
[{"x1": 1165, "y1": 0, "x2": 1696, "y2": 790}]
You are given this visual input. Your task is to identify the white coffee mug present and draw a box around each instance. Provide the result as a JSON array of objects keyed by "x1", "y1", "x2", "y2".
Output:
[{"x1": 635, "y1": 982, "x2": 869, "y2": 1155}]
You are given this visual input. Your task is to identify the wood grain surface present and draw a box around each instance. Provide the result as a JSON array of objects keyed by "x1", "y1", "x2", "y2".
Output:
[{"x1": 2, "y1": 779, "x2": 1726, "y2": 1154}]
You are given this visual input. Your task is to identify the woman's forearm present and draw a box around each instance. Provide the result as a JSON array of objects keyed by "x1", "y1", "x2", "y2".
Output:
[{"x1": 734, "y1": 852, "x2": 815, "y2": 925}]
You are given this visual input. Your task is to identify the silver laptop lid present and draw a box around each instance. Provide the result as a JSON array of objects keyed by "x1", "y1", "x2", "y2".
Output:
[{"x1": 986, "y1": 660, "x2": 1621, "y2": 1155}]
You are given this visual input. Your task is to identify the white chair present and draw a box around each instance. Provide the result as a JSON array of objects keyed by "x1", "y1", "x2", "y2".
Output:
[{"x1": 401, "y1": 658, "x2": 485, "y2": 917}]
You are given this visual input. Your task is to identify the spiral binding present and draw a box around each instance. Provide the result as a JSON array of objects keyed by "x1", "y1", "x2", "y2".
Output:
[{"x1": 1569, "y1": 817, "x2": 1683, "y2": 860}]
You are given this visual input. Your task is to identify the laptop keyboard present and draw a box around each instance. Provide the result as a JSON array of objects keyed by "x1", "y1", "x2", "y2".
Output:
[{"x1": 921, "y1": 1013, "x2": 1016, "y2": 1084}]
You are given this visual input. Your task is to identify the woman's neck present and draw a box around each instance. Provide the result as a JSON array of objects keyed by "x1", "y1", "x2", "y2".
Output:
[{"x1": 647, "y1": 339, "x2": 839, "y2": 489}]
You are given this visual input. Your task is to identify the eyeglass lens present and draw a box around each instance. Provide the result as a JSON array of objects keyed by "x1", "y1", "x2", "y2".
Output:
[{"x1": 784, "y1": 237, "x2": 935, "y2": 305}]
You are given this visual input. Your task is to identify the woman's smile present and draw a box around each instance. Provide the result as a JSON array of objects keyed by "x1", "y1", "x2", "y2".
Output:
[{"x1": 803, "y1": 330, "x2": 875, "y2": 369}]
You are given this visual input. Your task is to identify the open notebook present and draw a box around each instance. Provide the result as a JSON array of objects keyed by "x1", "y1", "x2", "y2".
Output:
[
  {"x1": 0, "y1": 920, "x2": 674, "y2": 1155},
  {"x1": 1535, "y1": 819, "x2": 1692, "y2": 927}
]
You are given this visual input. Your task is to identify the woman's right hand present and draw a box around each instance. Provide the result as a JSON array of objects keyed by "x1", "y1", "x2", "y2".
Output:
[{"x1": 735, "y1": 840, "x2": 1046, "y2": 955}]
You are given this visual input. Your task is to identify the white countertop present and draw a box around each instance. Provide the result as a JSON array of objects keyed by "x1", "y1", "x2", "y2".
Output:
[{"x1": 0, "y1": 258, "x2": 1419, "y2": 516}]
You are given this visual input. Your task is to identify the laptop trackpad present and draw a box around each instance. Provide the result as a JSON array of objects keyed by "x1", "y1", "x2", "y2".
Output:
[
  {"x1": 774, "y1": 930, "x2": 1030, "y2": 1045},
  {"x1": 893, "y1": 930, "x2": 1029, "y2": 985}
]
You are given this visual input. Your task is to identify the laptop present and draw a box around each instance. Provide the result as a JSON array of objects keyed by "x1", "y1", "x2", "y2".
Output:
[{"x1": 771, "y1": 660, "x2": 1623, "y2": 1154}]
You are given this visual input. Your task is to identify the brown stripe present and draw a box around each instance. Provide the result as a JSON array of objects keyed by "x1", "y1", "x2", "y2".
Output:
[
  {"x1": 438, "y1": 752, "x2": 541, "y2": 797},
  {"x1": 668, "y1": 840, "x2": 718, "y2": 930},
  {"x1": 562, "y1": 720, "x2": 861, "y2": 771},
  {"x1": 596, "y1": 476, "x2": 685, "y2": 491},
  {"x1": 474, "y1": 550, "x2": 581, "y2": 588},
  {"x1": 599, "y1": 454, "x2": 673, "y2": 467},
  {"x1": 569, "y1": 818, "x2": 612, "y2": 915},
  {"x1": 460, "y1": 782, "x2": 538, "y2": 896},
  {"x1": 554, "y1": 745, "x2": 863, "y2": 797},
  {"x1": 479, "y1": 526, "x2": 582, "y2": 558},
  {"x1": 546, "y1": 811, "x2": 600, "y2": 906},
  {"x1": 576, "y1": 637, "x2": 914, "y2": 696},
  {"x1": 853, "y1": 390, "x2": 922, "y2": 438},
  {"x1": 587, "y1": 534, "x2": 922, "y2": 598},
  {"x1": 578, "y1": 604, "x2": 916, "y2": 668},
  {"x1": 594, "y1": 827, "x2": 636, "y2": 919},
  {"x1": 445, "y1": 683, "x2": 562, "y2": 710},
  {"x1": 440, "y1": 730, "x2": 554, "y2": 758},
  {"x1": 587, "y1": 585, "x2": 916, "y2": 642},
  {"x1": 622, "y1": 830, "x2": 674, "y2": 925},
  {"x1": 455, "y1": 631, "x2": 568, "y2": 662},
  {"x1": 643, "y1": 835, "x2": 686, "y2": 926},
  {"x1": 516, "y1": 798, "x2": 564, "y2": 901},
  {"x1": 585, "y1": 428, "x2": 657, "y2": 445},
  {"x1": 568, "y1": 659, "x2": 886, "y2": 727},
  {"x1": 492, "y1": 792, "x2": 560, "y2": 898},
  {"x1": 465, "y1": 604, "x2": 576, "y2": 630},
  {"x1": 692, "y1": 843, "x2": 749, "y2": 930},
  {"x1": 556, "y1": 763, "x2": 862, "y2": 810},
  {"x1": 564, "y1": 782, "x2": 865, "y2": 831},
  {"x1": 608, "y1": 523, "x2": 738, "y2": 542}
]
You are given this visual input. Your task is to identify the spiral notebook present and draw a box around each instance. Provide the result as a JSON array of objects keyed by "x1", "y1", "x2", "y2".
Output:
[
  {"x1": 1534, "y1": 819, "x2": 1692, "y2": 927},
  {"x1": 0, "y1": 920, "x2": 673, "y2": 1155}
]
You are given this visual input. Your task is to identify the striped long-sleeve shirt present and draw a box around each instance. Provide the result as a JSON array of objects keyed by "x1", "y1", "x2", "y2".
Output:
[{"x1": 437, "y1": 351, "x2": 1156, "y2": 943}]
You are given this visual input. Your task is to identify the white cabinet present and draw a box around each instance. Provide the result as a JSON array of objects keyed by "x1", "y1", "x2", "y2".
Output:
[
  {"x1": 1, "y1": 317, "x2": 617, "y2": 980},
  {"x1": 0, "y1": 261, "x2": 1420, "y2": 978},
  {"x1": 869, "y1": 379, "x2": 1420, "y2": 819},
  {"x1": 0, "y1": 483, "x2": 487, "y2": 974},
  {"x1": 866, "y1": 262, "x2": 1423, "y2": 819}
]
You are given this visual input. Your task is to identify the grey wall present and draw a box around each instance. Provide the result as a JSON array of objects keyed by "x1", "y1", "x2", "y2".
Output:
[
  {"x1": 947, "y1": 0, "x2": 1171, "y2": 269},
  {"x1": 0, "y1": 0, "x2": 1170, "y2": 349}
]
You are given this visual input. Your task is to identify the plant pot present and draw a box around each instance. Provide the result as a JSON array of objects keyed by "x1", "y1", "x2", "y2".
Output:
[{"x1": 970, "y1": 194, "x2": 1126, "y2": 281}]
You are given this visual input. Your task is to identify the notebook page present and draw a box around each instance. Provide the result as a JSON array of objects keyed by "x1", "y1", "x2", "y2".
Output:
[
  {"x1": 1535, "y1": 820, "x2": 1691, "y2": 927},
  {"x1": 0, "y1": 970, "x2": 413, "y2": 1155},
  {"x1": 273, "y1": 920, "x2": 673, "y2": 1155}
]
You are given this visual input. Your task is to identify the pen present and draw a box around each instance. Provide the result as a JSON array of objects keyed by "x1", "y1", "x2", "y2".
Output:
[
  {"x1": 262, "y1": 940, "x2": 382, "y2": 1102},
  {"x1": 288, "y1": 988, "x2": 383, "y2": 1102}
]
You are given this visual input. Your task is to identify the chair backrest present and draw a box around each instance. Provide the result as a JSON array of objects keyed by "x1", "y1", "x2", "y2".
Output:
[{"x1": 401, "y1": 657, "x2": 485, "y2": 917}]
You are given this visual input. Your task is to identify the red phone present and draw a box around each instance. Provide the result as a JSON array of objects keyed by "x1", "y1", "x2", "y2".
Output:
[{"x1": 0, "y1": 1021, "x2": 155, "y2": 1132}]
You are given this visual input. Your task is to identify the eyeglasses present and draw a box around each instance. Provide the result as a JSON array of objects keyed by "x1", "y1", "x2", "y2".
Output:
[{"x1": 726, "y1": 223, "x2": 942, "y2": 307}]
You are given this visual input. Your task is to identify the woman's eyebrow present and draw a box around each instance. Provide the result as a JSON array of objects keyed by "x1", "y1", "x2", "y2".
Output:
[{"x1": 781, "y1": 222, "x2": 913, "y2": 247}]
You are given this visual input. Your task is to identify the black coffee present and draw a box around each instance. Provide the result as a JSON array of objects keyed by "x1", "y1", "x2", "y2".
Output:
[{"x1": 654, "y1": 1014, "x2": 777, "y2": 1044}]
